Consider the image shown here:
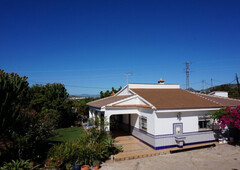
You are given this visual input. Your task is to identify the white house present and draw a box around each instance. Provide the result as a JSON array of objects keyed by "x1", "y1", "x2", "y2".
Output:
[
  {"x1": 87, "y1": 80, "x2": 240, "y2": 149},
  {"x1": 209, "y1": 91, "x2": 228, "y2": 98}
]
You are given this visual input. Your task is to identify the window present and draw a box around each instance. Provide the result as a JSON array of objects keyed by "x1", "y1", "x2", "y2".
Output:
[
  {"x1": 139, "y1": 116, "x2": 147, "y2": 132},
  {"x1": 198, "y1": 116, "x2": 212, "y2": 131}
]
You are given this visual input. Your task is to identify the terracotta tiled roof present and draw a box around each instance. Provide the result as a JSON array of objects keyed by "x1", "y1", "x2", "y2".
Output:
[
  {"x1": 192, "y1": 92, "x2": 240, "y2": 107},
  {"x1": 87, "y1": 95, "x2": 133, "y2": 108},
  {"x1": 130, "y1": 89, "x2": 220, "y2": 110}
]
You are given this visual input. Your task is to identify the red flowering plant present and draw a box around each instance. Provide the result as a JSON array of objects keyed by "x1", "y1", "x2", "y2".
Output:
[
  {"x1": 217, "y1": 106, "x2": 240, "y2": 130},
  {"x1": 45, "y1": 157, "x2": 62, "y2": 168}
]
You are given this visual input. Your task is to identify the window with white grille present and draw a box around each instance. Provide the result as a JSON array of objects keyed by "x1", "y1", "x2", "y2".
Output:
[
  {"x1": 139, "y1": 116, "x2": 147, "y2": 132},
  {"x1": 198, "y1": 116, "x2": 212, "y2": 131}
]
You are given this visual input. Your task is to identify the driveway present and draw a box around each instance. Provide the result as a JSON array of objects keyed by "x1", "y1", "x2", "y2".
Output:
[{"x1": 101, "y1": 144, "x2": 240, "y2": 170}]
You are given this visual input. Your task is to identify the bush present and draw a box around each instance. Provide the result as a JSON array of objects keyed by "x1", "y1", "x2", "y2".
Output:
[
  {"x1": 0, "y1": 159, "x2": 33, "y2": 170},
  {"x1": 213, "y1": 106, "x2": 240, "y2": 141},
  {"x1": 47, "y1": 122, "x2": 122, "y2": 166},
  {"x1": 47, "y1": 141, "x2": 78, "y2": 163}
]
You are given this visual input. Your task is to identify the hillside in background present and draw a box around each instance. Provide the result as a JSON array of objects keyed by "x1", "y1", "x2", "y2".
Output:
[
  {"x1": 70, "y1": 94, "x2": 99, "y2": 98},
  {"x1": 206, "y1": 84, "x2": 240, "y2": 99}
]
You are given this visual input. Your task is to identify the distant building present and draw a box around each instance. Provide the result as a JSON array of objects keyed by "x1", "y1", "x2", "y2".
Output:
[
  {"x1": 69, "y1": 96, "x2": 86, "y2": 100},
  {"x1": 209, "y1": 91, "x2": 228, "y2": 98}
]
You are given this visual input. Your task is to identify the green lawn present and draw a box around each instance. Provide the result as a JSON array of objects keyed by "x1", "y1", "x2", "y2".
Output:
[{"x1": 49, "y1": 126, "x2": 85, "y2": 142}]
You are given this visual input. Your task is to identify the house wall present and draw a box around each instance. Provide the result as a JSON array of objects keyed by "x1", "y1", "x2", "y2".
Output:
[
  {"x1": 131, "y1": 114, "x2": 139, "y2": 128},
  {"x1": 210, "y1": 91, "x2": 228, "y2": 97},
  {"x1": 113, "y1": 97, "x2": 146, "y2": 105},
  {"x1": 130, "y1": 108, "x2": 156, "y2": 147},
  {"x1": 154, "y1": 110, "x2": 215, "y2": 135},
  {"x1": 129, "y1": 109, "x2": 217, "y2": 149},
  {"x1": 104, "y1": 107, "x2": 217, "y2": 150},
  {"x1": 151, "y1": 110, "x2": 217, "y2": 149}
]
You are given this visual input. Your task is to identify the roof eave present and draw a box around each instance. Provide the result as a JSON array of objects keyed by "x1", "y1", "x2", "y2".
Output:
[{"x1": 155, "y1": 107, "x2": 220, "y2": 113}]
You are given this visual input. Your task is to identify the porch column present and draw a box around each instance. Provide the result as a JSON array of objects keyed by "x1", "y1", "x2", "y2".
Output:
[
  {"x1": 89, "y1": 108, "x2": 94, "y2": 118},
  {"x1": 105, "y1": 114, "x2": 111, "y2": 131}
]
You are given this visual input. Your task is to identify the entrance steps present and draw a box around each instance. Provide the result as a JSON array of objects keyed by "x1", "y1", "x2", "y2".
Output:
[{"x1": 113, "y1": 134, "x2": 217, "y2": 161}]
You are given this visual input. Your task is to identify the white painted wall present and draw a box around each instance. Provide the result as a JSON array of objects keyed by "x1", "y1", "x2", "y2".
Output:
[
  {"x1": 105, "y1": 107, "x2": 139, "y2": 116},
  {"x1": 110, "y1": 96, "x2": 147, "y2": 105},
  {"x1": 209, "y1": 91, "x2": 228, "y2": 98},
  {"x1": 139, "y1": 108, "x2": 155, "y2": 134},
  {"x1": 154, "y1": 110, "x2": 214, "y2": 135},
  {"x1": 131, "y1": 114, "x2": 139, "y2": 128},
  {"x1": 116, "y1": 86, "x2": 133, "y2": 95}
]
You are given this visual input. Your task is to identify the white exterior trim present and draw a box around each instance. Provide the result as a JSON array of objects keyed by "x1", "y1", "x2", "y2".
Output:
[
  {"x1": 155, "y1": 107, "x2": 220, "y2": 113},
  {"x1": 128, "y1": 83, "x2": 180, "y2": 89},
  {"x1": 115, "y1": 85, "x2": 134, "y2": 96}
]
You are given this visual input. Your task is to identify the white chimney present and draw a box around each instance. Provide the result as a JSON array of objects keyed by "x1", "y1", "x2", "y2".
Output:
[{"x1": 158, "y1": 78, "x2": 165, "y2": 84}]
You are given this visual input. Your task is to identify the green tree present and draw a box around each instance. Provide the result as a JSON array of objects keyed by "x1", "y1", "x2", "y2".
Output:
[
  {"x1": 211, "y1": 108, "x2": 227, "y2": 120},
  {"x1": 72, "y1": 97, "x2": 95, "y2": 116},
  {"x1": 99, "y1": 86, "x2": 122, "y2": 98},
  {"x1": 29, "y1": 83, "x2": 74, "y2": 127},
  {"x1": 0, "y1": 71, "x2": 75, "y2": 163},
  {"x1": 0, "y1": 70, "x2": 29, "y2": 135}
]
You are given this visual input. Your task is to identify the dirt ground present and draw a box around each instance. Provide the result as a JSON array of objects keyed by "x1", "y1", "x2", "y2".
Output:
[{"x1": 100, "y1": 144, "x2": 240, "y2": 170}]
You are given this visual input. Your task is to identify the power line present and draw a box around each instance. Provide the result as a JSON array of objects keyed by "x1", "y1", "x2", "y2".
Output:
[
  {"x1": 16, "y1": 67, "x2": 122, "y2": 73},
  {"x1": 28, "y1": 80, "x2": 110, "y2": 90},
  {"x1": 212, "y1": 79, "x2": 236, "y2": 84},
  {"x1": 181, "y1": 81, "x2": 202, "y2": 86}
]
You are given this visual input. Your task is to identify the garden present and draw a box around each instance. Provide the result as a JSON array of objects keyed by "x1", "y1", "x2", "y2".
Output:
[
  {"x1": 0, "y1": 70, "x2": 122, "y2": 170},
  {"x1": 211, "y1": 105, "x2": 240, "y2": 143}
]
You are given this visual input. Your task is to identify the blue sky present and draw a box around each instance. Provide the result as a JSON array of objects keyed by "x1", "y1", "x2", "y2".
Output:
[{"x1": 0, "y1": 0, "x2": 240, "y2": 95}]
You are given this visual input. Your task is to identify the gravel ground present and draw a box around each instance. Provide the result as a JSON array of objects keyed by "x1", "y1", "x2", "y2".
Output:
[{"x1": 100, "y1": 144, "x2": 240, "y2": 170}]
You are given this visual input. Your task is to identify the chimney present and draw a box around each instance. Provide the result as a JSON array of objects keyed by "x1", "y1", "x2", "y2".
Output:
[{"x1": 158, "y1": 78, "x2": 165, "y2": 84}]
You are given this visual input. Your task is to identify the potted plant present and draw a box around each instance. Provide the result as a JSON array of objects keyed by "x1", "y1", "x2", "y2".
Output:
[
  {"x1": 92, "y1": 160, "x2": 100, "y2": 170},
  {"x1": 73, "y1": 160, "x2": 81, "y2": 170},
  {"x1": 65, "y1": 163, "x2": 73, "y2": 170},
  {"x1": 72, "y1": 154, "x2": 82, "y2": 170},
  {"x1": 81, "y1": 164, "x2": 90, "y2": 170},
  {"x1": 44, "y1": 157, "x2": 62, "y2": 169},
  {"x1": 81, "y1": 158, "x2": 90, "y2": 170},
  {"x1": 81, "y1": 148, "x2": 91, "y2": 170}
]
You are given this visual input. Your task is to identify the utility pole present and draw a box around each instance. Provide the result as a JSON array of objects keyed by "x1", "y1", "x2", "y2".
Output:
[
  {"x1": 211, "y1": 78, "x2": 213, "y2": 88},
  {"x1": 123, "y1": 72, "x2": 132, "y2": 84},
  {"x1": 236, "y1": 73, "x2": 240, "y2": 97},
  {"x1": 185, "y1": 62, "x2": 191, "y2": 90},
  {"x1": 202, "y1": 80, "x2": 205, "y2": 91}
]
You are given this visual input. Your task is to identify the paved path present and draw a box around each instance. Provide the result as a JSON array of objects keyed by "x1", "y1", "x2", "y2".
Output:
[
  {"x1": 101, "y1": 144, "x2": 240, "y2": 170},
  {"x1": 114, "y1": 134, "x2": 170, "y2": 161}
]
